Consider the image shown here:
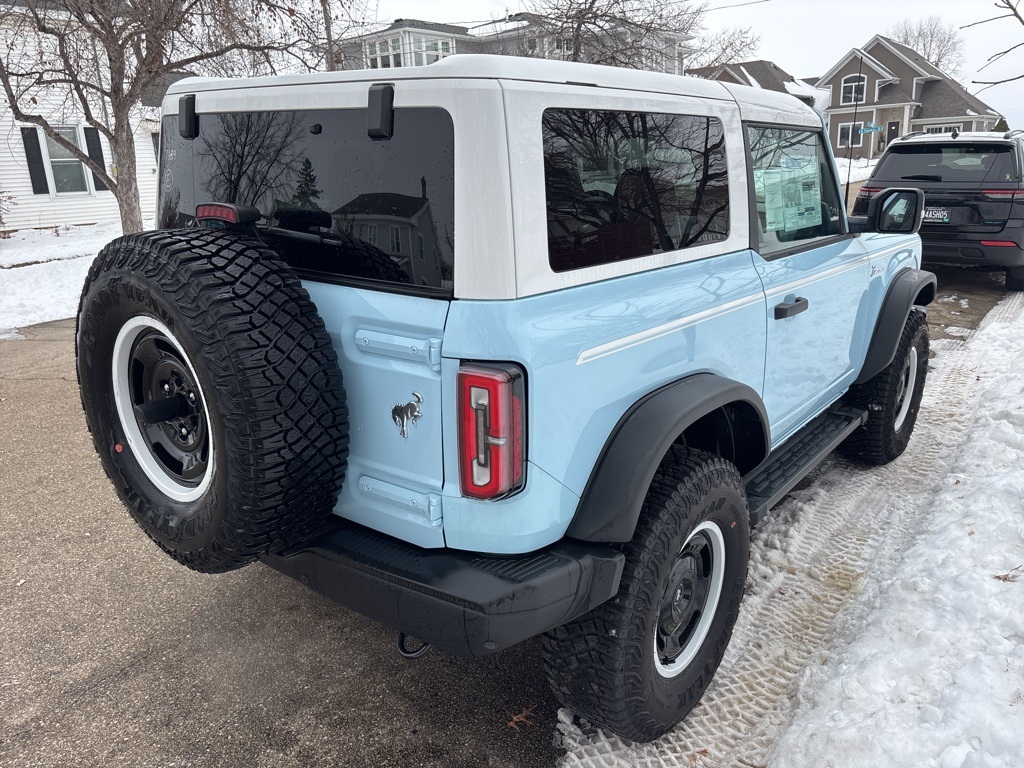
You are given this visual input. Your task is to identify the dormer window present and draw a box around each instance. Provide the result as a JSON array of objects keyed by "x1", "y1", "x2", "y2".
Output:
[{"x1": 841, "y1": 74, "x2": 866, "y2": 105}]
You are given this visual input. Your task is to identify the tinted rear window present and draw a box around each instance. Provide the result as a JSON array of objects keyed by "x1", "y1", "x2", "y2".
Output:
[
  {"x1": 542, "y1": 109, "x2": 729, "y2": 272},
  {"x1": 874, "y1": 143, "x2": 1020, "y2": 184},
  {"x1": 159, "y1": 108, "x2": 455, "y2": 293}
]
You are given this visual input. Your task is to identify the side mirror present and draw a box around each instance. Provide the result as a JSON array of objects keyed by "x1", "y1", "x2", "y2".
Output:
[{"x1": 848, "y1": 187, "x2": 924, "y2": 235}]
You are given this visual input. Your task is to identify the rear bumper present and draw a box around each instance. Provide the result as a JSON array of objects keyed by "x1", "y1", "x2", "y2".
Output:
[
  {"x1": 262, "y1": 521, "x2": 625, "y2": 657},
  {"x1": 921, "y1": 232, "x2": 1024, "y2": 268}
]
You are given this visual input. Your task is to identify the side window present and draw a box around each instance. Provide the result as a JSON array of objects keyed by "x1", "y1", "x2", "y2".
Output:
[
  {"x1": 542, "y1": 109, "x2": 729, "y2": 272},
  {"x1": 746, "y1": 126, "x2": 845, "y2": 258}
]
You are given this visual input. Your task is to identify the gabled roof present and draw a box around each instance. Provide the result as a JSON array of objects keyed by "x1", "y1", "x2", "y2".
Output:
[
  {"x1": 815, "y1": 48, "x2": 896, "y2": 87},
  {"x1": 688, "y1": 59, "x2": 813, "y2": 95},
  {"x1": 870, "y1": 36, "x2": 942, "y2": 78},
  {"x1": 334, "y1": 192, "x2": 428, "y2": 219}
]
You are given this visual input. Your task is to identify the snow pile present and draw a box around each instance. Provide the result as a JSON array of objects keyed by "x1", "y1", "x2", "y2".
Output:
[
  {"x1": 0, "y1": 222, "x2": 120, "y2": 339},
  {"x1": 769, "y1": 298, "x2": 1024, "y2": 768}
]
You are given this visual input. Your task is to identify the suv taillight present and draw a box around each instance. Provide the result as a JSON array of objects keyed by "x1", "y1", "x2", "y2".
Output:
[
  {"x1": 855, "y1": 186, "x2": 882, "y2": 201},
  {"x1": 981, "y1": 189, "x2": 1024, "y2": 201},
  {"x1": 457, "y1": 363, "x2": 525, "y2": 500}
]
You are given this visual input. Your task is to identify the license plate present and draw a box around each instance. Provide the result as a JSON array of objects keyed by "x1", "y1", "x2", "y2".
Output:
[{"x1": 923, "y1": 207, "x2": 950, "y2": 223}]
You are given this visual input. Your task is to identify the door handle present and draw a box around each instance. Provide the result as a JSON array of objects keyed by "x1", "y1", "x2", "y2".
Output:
[{"x1": 774, "y1": 297, "x2": 809, "y2": 320}]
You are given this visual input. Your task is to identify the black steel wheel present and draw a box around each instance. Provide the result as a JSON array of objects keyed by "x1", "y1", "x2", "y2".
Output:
[
  {"x1": 542, "y1": 447, "x2": 749, "y2": 742},
  {"x1": 842, "y1": 309, "x2": 928, "y2": 466}
]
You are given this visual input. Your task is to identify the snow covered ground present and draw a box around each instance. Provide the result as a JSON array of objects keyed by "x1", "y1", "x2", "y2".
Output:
[
  {"x1": 834, "y1": 156, "x2": 878, "y2": 186},
  {"x1": 0, "y1": 222, "x2": 121, "y2": 339},
  {"x1": 2, "y1": 225, "x2": 1021, "y2": 767}
]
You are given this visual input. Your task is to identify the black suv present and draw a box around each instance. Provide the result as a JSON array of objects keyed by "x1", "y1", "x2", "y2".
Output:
[{"x1": 855, "y1": 130, "x2": 1024, "y2": 290}]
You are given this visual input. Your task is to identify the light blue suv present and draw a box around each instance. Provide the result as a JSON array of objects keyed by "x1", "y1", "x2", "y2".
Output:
[{"x1": 76, "y1": 56, "x2": 935, "y2": 742}]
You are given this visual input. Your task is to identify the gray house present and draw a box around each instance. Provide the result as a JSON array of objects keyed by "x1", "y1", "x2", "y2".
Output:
[
  {"x1": 687, "y1": 60, "x2": 829, "y2": 115},
  {"x1": 816, "y1": 35, "x2": 1003, "y2": 160}
]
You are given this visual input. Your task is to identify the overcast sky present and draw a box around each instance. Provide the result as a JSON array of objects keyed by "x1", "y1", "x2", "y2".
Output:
[{"x1": 374, "y1": 0, "x2": 1023, "y2": 129}]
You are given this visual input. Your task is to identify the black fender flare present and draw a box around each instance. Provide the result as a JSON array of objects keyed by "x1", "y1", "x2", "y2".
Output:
[
  {"x1": 566, "y1": 374, "x2": 770, "y2": 543},
  {"x1": 854, "y1": 268, "x2": 936, "y2": 385}
]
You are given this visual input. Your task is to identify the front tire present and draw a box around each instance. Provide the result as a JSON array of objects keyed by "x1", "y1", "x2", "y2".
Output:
[
  {"x1": 1006, "y1": 267, "x2": 1024, "y2": 292},
  {"x1": 541, "y1": 447, "x2": 749, "y2": 742},
  {"x1": 76, "y1": 230, "x2": 349, "y2": 573},
  {"x1": 842, "y1": 309, "x2": 928, "y2": 466}
]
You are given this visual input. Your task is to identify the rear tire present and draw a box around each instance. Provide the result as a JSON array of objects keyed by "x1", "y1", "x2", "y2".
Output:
[
  {"x1": 76, "y1": 230, "x2": 349, "y2": 573},
  {"x1": 541, "y1": 447, "x2": 749, "y2": 742},
  {"x1": 842, "y1": 309, "x2": 928, "y2": 466},
  {"x1": 1006, "y1": 267, "x2": 1024, "y2": 292}
]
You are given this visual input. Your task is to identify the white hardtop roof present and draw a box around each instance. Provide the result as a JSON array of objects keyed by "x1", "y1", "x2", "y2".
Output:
[{"x1": 165, "y1": 54, "x2": 820, "y2": 126}]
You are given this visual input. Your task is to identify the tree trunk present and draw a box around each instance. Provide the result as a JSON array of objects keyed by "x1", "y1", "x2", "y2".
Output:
[{"x1": 111, "y1": 117, "x2": 144, "y2": 233}]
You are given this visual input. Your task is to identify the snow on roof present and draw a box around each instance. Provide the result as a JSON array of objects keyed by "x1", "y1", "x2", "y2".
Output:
[{"x1": 739, "y1": 65, "x2": 760, "y2": 88}]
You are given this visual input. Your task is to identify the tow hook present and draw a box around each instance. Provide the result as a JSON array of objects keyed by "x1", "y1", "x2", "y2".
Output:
[{"x1": 397, "y1": 632, "x2": 431, "y2": 659}]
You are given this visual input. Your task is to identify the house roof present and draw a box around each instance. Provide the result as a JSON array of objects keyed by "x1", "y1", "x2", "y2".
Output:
[
  {"x1": 384, "y1": 18, "x2": 470, "y2": 36},
  {"x1": 815, "y1": 48, "x2": 896, "y2": 87},
  {"x1": 334, "y1": 192, "x2": 428, "y2": 219},
  {"x1": 687, "y1": 59, "x2": 828, "y2": 110},
  {"x1": 913, "y1": 79, "x2": 1001, "y2": 119}
]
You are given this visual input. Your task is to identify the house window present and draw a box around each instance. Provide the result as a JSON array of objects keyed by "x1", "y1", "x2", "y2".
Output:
[
  {"x1": 389, "y1": 225, "x2": 402, "y2": 253},
  {"x1": 366, "y1": 224, "x2": 378, "y2": 246},
  {"x1": 837, "y1": 122, "x2": 864, "y2": 148},
  {"x1": 411, "y1": 36, "x2": 453, "y2": 66},
  {"x1": 45, "y1": 128, "x2": 88, "y2": 193},
  {"x1": 840, "y1": 74, "x2": 866, "y2": 105},
  {"x1": 366, "y1": 37, "x2": 402, "y2": 68},
  {"x1": 925, "y1": 125, "x2": 961, "y2": 134}
]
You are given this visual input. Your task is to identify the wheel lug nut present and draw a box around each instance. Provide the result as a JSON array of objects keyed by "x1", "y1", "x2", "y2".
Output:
[
  {"x1": 188, "y1": 392, "x2": 196, "y2": 405},
  {"x1": 180, "y1": 427, "x2": 188, "y2": 438},
  {"x1": 163, "y1": 383, "x2": 170, "y2": 394}
]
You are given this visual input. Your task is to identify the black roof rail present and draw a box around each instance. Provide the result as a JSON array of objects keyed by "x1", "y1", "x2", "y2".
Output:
[
  {"x1": 899, "y1": 131, "x2": 927, "y2": 141},
  {"x1": 1004, "y1": 129, "x2": 1024, "y2": 140}
]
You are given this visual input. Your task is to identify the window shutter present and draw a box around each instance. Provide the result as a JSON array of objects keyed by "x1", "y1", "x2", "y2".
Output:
[
  {"x1": 20, "y1": 127, "x2": 49, "y2": 195},
  {"x1": 83, "y1": 127, "x2": 108, "y2": 191}
]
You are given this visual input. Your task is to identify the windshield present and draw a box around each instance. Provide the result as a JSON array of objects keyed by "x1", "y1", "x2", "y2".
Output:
[{"x1": 874, "y1": 143, "x2": 1019, "y2": 184}]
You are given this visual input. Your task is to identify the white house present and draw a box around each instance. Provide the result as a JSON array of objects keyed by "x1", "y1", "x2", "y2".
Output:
[{"x1": 0, "y1": 110, "x2": 159, "y2": 231}]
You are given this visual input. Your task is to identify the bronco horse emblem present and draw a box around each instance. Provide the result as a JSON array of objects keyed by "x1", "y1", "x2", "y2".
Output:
[{"x1": 391, "y1": 392, "x2": 423, "y2": 438}]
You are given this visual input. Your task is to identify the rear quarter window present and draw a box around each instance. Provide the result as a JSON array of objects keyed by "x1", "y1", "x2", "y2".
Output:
[
  {"x1": 542, "y1": 109, "x2": 729, "y2": 272},
  {"x1": 874, "y1": 144, "x2": 1020, "y2": 184},
  {"x1": 158, "y1": 107, "x2": 455, "y2": 293}
]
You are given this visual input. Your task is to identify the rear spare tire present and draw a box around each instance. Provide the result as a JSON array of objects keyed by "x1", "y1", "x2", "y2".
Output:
[{"x1": 76, "y1": 230, "x2": 348, "y2": 573}]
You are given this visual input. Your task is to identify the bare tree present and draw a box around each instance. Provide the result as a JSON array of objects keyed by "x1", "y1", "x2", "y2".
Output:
[
  {"x1": 889, "y1": 16, "x2": 965, "y2": 77},
  {"x1": 963, "y1": 0, "x2": 1024, "y2": 89},
  {"x1": 0, "y1": 1, "x2": 374, "y2": 234},
  {"x1": 520, "y1": 0, "x2": 757, "y2": 72}
]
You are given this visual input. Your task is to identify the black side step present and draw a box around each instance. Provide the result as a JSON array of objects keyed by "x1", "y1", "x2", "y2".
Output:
[{"x1": 744, "y1": 406, "x2": 867, "y2": 526}]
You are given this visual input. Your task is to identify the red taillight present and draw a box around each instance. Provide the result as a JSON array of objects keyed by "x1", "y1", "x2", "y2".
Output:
[
  {"x1": 196, "y1": 203, "x2": 239, "y2": 223},
  {"x1": 195, "y1": 202, "x2": 260, "y2": 225},
  {"x1": 980, "y1": 240, "x2": 1019, "y2": 247},
  {"x1": 457, "y1": 363, "x2": 526, "y2": 500},
  {"x1": 856, "y1": 186, "x2": 882, "y2": 200},
  {"x1": 981, "y1": 189, "x2": 1023, "y2": 201}
]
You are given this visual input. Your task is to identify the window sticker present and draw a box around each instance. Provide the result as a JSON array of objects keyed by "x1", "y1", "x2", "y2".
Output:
[{"x1": 761, "y1": 157, "x2": 822, "y2": 233}]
